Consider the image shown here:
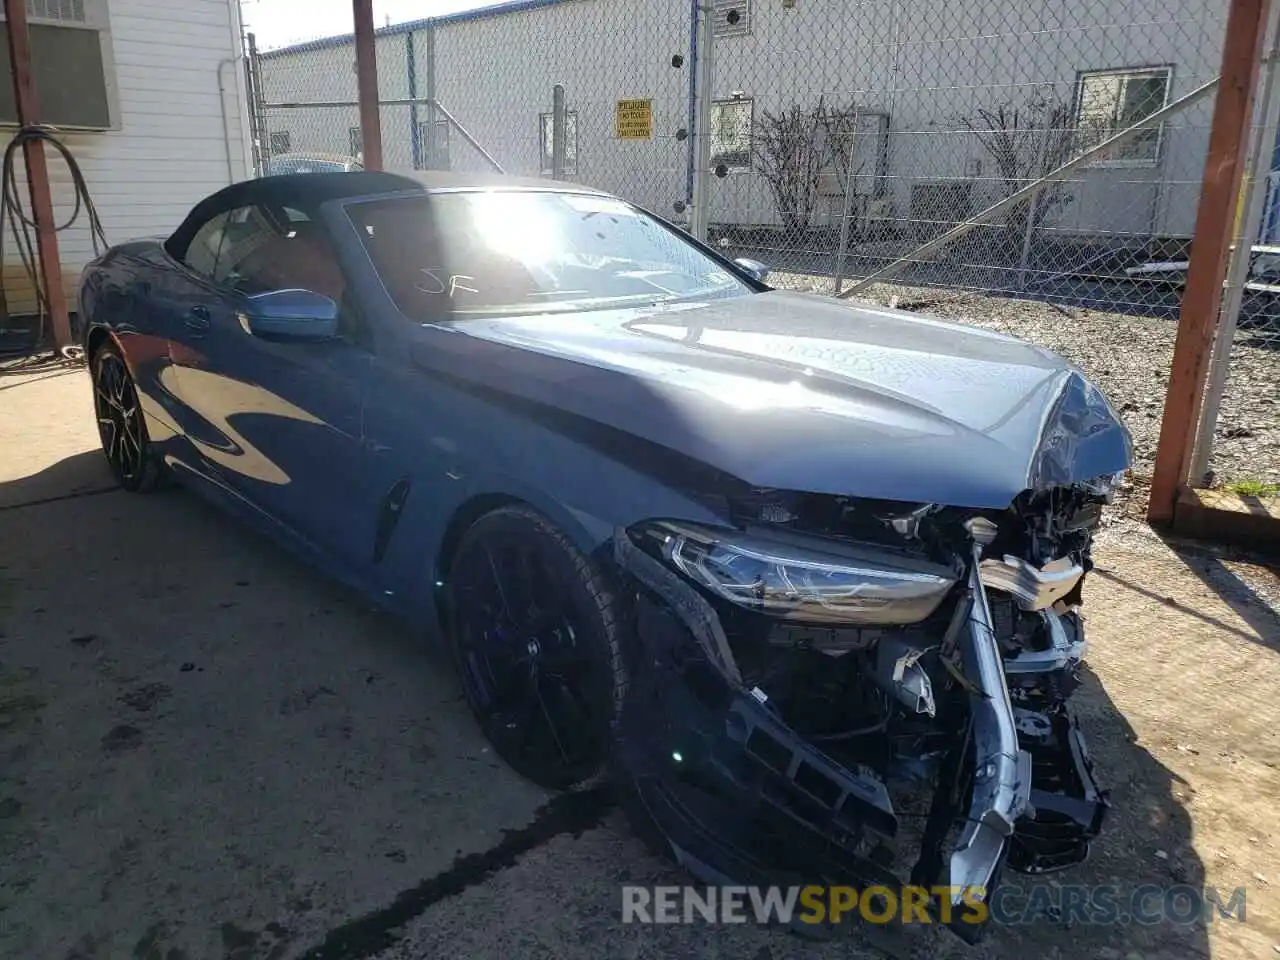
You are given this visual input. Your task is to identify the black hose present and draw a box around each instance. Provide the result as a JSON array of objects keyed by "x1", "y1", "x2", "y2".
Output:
[{"x1": 0, "y1": 125, "x2": 107, "y2": 367}]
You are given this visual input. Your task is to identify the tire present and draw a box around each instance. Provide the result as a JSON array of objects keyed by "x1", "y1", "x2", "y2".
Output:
[
  {"x1": 91, "y1": 341, "x2": 166, "y2": 493},
  {"x1": 446, "y1": 505, "x2": 628, "y2": 791}
]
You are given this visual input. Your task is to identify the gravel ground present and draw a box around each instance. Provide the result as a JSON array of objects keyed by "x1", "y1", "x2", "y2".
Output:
[{"x1": 772, "y1": 274, "x2": 1280, "y2": 497}]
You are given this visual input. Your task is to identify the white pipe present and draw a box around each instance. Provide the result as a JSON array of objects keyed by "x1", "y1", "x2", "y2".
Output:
[
  {"x1": 216, "y1": 56, "x2": 239, "y2": 184},
  {"x1": 1190, "y1": 3, "x2": 1280, "y2": 485},
  {"x1": 223, "y1": 0, "x2": 254, "y2": 181}
]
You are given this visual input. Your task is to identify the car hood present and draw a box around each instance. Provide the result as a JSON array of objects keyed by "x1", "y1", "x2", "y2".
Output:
[{"x1": 410, "y1": 290, "x2": 1132, "y2": 509}]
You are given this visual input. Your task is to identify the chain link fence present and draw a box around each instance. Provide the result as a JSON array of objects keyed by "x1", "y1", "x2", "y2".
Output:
[{"x1": 248, "y1": 0, "x2": 1276, "y2": 495}]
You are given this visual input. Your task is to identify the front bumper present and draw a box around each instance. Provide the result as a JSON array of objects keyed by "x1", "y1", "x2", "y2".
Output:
[{"x1": 613, "y1": 531, "x2": 1108, "y2": 939}]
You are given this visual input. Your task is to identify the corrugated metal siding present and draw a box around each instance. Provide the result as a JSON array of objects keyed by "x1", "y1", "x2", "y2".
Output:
[{"x1": 3, "y1": 0, "x2": 250, "y2": 315}]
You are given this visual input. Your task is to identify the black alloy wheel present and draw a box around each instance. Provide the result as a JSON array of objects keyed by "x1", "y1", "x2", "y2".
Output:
[
  {"x1": 92, "y1": 343, "x2": 163, "y2": 492},
  {"x1": 447, "y1": 506, "x2": 628, "y2": 791}
]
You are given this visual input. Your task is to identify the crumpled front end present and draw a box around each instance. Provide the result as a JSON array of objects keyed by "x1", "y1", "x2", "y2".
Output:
[{"x1": 610, "y1": 480, "x2": 1114, "y2": 941}]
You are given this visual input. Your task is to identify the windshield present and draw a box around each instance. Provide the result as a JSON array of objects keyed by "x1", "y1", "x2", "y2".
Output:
[{"x1": 349, "y1": 190, "x2": 754, "y2": 321}]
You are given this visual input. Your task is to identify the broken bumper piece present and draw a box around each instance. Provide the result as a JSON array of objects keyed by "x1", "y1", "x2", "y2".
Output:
[
  {"x1": 1008, "y1": 700, "x2": 1108, "y2": 873},
  {"x1": 613, "y1": 528, "x2": 1108, "y2": 941},
  {"x1": 616, "y1": 588, "x2": 901, "y2": 895},
  {"x1": 944, "y1": 547, "x2": 1033, "y2": 932}
]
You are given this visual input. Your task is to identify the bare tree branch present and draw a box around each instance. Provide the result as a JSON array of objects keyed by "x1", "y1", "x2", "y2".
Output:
[
  {"x1": 957, "y1": 87, "x2": 1076, "y2": 241},
  {"x1": 751, "y1": 98, "x2": 864, "y2": 235}
]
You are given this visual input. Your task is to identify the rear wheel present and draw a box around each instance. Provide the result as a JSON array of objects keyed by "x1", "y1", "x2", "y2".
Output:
[
  {"x1": 446, "y1": 506, "x2": 628, "y2": 791},
  {"x1": 92, "y1": 342, "x2": 165, "y2": 493}
]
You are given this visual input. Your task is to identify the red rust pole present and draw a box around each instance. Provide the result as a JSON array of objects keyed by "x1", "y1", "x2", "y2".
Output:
[
  {"x1": 1148, "y1": 0, "x2": 1272, "y2": 524},
  {"x1": 353, "y1": 0, "x2": 384, "y2": 171},
  {"x1": 4, "y1": 0, "x2": 71, "y2": 348}
]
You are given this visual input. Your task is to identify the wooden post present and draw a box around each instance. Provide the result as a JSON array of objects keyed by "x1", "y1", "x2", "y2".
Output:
[
  {"x1": 352, "y1": 0, "x2": 383, "y2": 170},
  {"x1": 4, "y1": 0, "x2": 71, "y2": 348},
  {"x1": 1148, "y1": 0, "x2": 1272, "y2": 523}
]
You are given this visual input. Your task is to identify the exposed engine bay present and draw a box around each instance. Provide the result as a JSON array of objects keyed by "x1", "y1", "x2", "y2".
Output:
[{"x1": 611, "y1": 476, "x2": 1119, "y2": 941}]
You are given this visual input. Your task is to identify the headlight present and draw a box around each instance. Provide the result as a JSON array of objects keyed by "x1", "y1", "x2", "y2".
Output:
[{"x1": 633, "y1": 521, "x2": 959, "y2": 625}]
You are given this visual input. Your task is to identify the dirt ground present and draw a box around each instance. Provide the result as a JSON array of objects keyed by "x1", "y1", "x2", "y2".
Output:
[{"x1": 2, "y1": 363, "x2": 1279, "y2": 960}]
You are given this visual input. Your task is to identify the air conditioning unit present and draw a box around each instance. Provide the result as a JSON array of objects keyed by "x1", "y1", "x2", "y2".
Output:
[{"x1": 0, "y1": 0, "x2": 118, "y2": 131}]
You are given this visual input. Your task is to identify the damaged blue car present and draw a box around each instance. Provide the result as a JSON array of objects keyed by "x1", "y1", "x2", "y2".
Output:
[{"x1": 78, "y1": 171, "x2": 1131, "y2": 940}]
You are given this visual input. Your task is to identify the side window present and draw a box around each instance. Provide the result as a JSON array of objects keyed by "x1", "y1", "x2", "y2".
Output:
[
  {"x1": 213, "y1": 205, "x2": 280, "y2": 293},
  {"x1": 213, "y1": 203, "x2": 350, "y2": 308},
  {"x1": 182, "y1": 212, "x2": 232, "y2": 278}
]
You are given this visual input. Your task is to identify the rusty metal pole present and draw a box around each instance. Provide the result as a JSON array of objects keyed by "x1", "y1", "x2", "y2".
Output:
[
  {"x1": 4, "y1": 0, "x2": 71, "y2": 348},
  {"x1": 1148, "y1": 0, "x2": 1272, "y2": 524},
  {"x1": 352, "y1": 0, "x2": 383, "y2": 171}
]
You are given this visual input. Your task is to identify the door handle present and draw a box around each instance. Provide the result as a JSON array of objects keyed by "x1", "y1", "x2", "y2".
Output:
[{"x1": 185, "y1": 305, "x2": 211, "y2": 335}]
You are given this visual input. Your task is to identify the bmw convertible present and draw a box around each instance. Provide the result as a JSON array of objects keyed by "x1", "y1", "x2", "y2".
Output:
[{"x1": 78, "y1": 171, "x2": 1132, "y2": 939}]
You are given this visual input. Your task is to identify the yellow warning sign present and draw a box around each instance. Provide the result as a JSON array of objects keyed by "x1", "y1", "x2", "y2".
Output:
[{"x1": 615, "y1": 99, "x2": 653, "y2": 140}]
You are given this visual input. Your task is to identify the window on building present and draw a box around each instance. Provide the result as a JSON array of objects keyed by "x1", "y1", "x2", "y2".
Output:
[
  {"x1": 1075, "y1": 67, "x2": 1171, "y2": 164},
  {"x1": 711, "y1": 97, "x2": 753, "y2": 169},
  {"x1": 539, "y1": 110, "x2": 578, "y2": 177},
  {"x1": 27, "y1": 0, "x2": 87, "y2": 21},
  {"x1": 268, "y1": 131, "x2": 291, "y2": 156},
  {"x1": 714, "y1": 0, "x2": 751, "y2": 37},
  {"x1": 418, "y1": 118, "x2": 450, "y2": 170},
  {"x1": 348, "y1": 126, "x2": 363, "y2": 159}
]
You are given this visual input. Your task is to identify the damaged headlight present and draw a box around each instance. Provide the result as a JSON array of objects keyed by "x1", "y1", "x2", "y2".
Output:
[
  {"x1": 1080, "y1": 470, "x2": 1126, "y2": 503},
  {"x1": 632, "y1": 521, "x2": 959, "y2": 625}
]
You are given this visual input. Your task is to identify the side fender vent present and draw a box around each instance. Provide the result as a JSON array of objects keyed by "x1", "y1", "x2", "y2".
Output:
[{"x1": 373, "y1": 477, "x2": 411, "y2": 564}]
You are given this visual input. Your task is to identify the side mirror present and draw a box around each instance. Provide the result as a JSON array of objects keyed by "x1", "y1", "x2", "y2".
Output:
[
  {"x1": 242, "y1": 289, "x2": 339, "y2": 341},
  {"x1": 733, "y1": 257, "x2": 770, "y2": 283}
]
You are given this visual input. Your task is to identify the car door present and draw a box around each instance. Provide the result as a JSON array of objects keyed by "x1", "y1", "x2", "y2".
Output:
[{"x1": 168, "y1": 201, "x2": 377, "y2": 575}]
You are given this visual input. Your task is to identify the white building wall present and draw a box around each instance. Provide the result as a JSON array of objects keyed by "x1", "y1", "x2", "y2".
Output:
[
  {"x1": 424, "y1": 0, "x2": 690, "y2": 209},
  {"x1": 4, "y1": 0, "x2": 252, "y2": 315},
  {"x1": 258, "y1": 0, "x2": 1227, "y2": 241},
  {"x1": 708, "y1": 0, "x2": 1225, "y2": 237}
]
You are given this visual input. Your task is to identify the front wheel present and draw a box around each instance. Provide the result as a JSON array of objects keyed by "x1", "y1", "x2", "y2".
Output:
[{"x1": 446, "y1": 506, "x2": 628, "y2": 791}]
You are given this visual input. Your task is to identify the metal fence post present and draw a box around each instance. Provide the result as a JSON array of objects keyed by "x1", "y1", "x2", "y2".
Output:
[
  {"x1": 552, "y1": 84, "x2": 567, "y2": 180},
  {"x1": 1017, "y1": 135, "x2": 1047, "y2": 289},
  {"x1": 832, "y1": 118, "x2": 860, "y2": 295},
  {"x1": 683, "y1": 0, "x2": 699, "y2": 217},
  {"x1": 689, "y1": 1, "x2": 715, "y2": 242},
  {"x1": 245, "y1": 31, "x2": 267, "y2": 175},
  {"x1": 425, "y1": 20, "x2": 437, "y2": 169},
  {"x1": 1148, "y1": 0, "x2": 1271, "y2": 524},
  {"x1": 1189, "y1": 1, "x2": 1280, "y2": 485},
  {"x1": 407, "y1": 31, "x2": 420, "y2": 169}
]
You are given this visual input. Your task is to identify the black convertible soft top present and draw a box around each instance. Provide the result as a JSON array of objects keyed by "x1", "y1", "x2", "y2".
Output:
[
  {"x1": 165, "y1": 170, "x2": 615, "y2": 262},
  {"x1": 165, "y1": 171, "x2": 425, "y2": 260}
]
